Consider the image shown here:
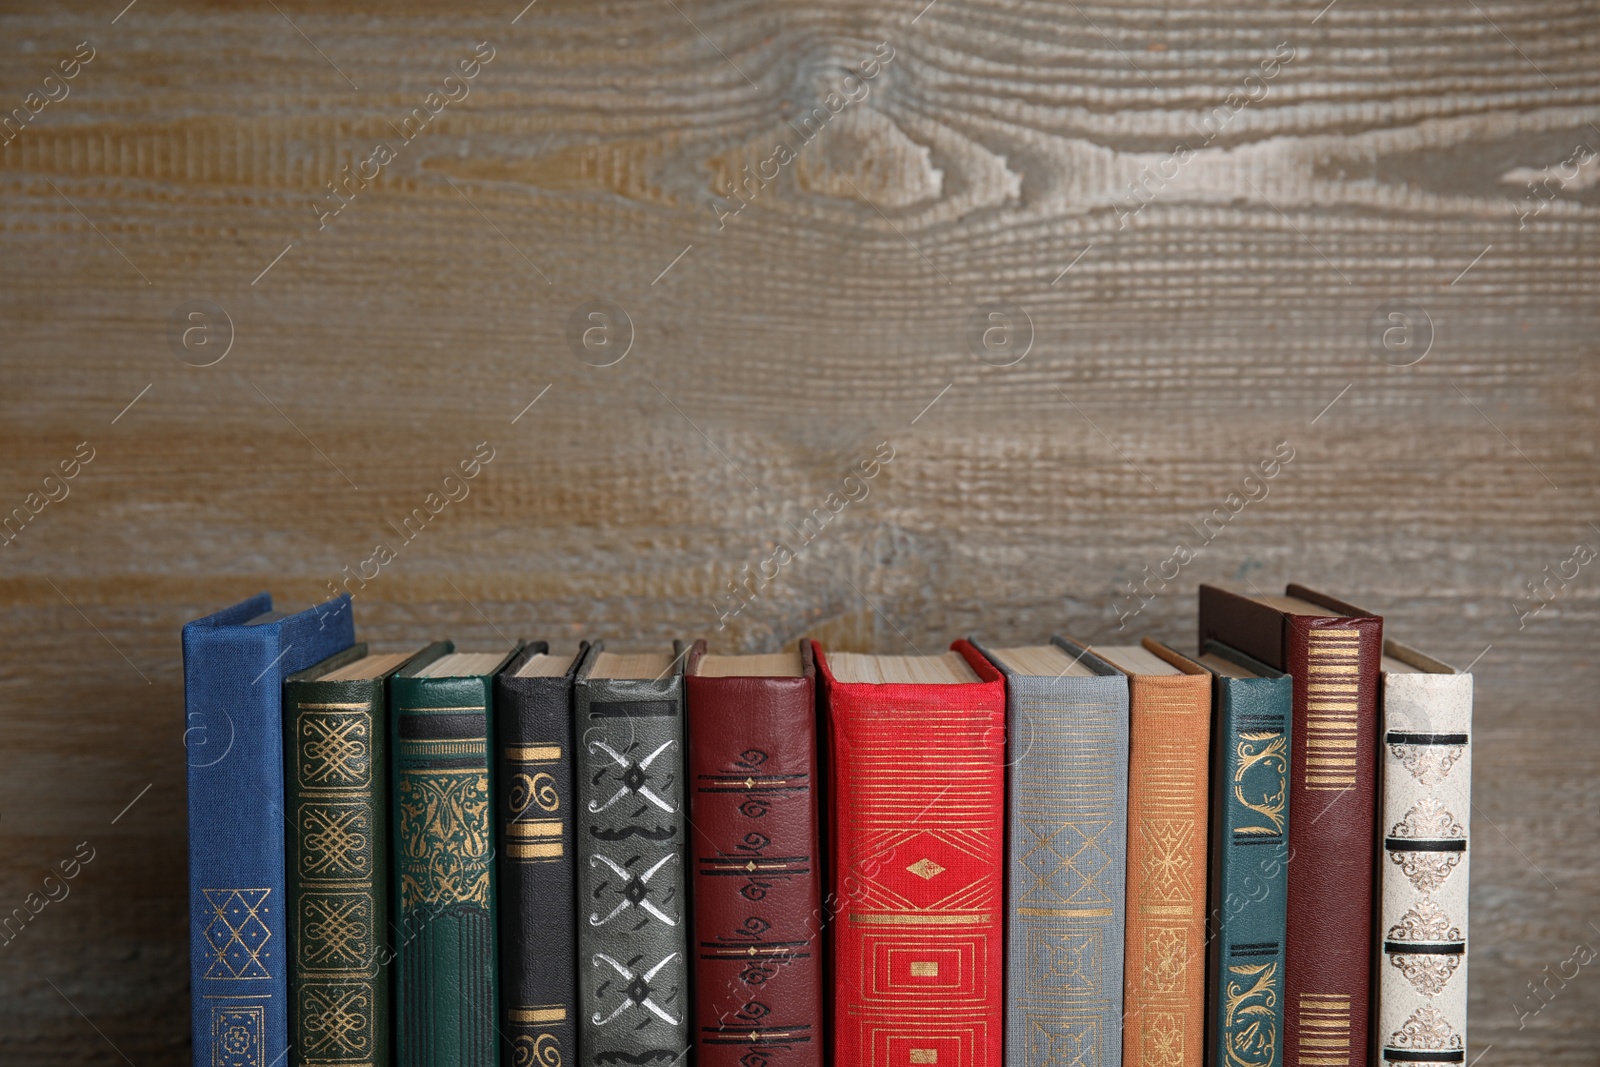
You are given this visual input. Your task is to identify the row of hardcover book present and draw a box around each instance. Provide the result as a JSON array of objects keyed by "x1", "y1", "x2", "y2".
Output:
[{"x1": 183, "y1": 582, "x2": 1470, "y2": 1067}]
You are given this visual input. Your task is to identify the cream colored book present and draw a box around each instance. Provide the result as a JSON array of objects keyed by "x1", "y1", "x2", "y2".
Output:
[{"x1": 1376, "y1": 640, "x2": 1471, "y2": 1065}]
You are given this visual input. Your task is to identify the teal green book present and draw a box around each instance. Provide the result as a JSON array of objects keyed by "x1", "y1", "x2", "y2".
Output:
[
  {"x1": 390, "y1": 642, "x2": 519, "y2": 1067},
  {"x1": 1196, "y1": 640, "x2": 1292, "y2": 1067}
]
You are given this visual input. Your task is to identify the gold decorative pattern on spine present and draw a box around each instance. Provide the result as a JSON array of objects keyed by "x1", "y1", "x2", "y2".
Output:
[
  {"x1": 511, "y1": 1032, "x2": 563, "y2": 1067},
  {"x1": 1233, "y1": 732, "x2": 1287, "y2": 833},
  {"x1": 1221, "y1": 962, "x2": 1276, "y2": 1067},
  {"x1": 202, "y1": 888, "x2": 274, "y2": 980},
  {"x1": 396, "y1": 768, "x2": 492, "y2": 908}
]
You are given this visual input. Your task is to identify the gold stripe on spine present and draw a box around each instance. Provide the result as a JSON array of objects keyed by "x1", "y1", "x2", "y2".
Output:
[
  {"x1": 1304, "y1": 631, "x2": 1362, "y2": 790},
  {"x1": 1016, "y1": 906, "x2": 1114, "y2": 918},
  {"x1": 506, "y1": 820, "x2": 562, "y2": 838},
  {"x1": 402, "y1": 739, "x2": 487, "y2": 756},
  {"x1": 395, "y1": 706, "x2": 487, "y2": 712},
  {"x1": 1298, "y1": 986, "x2": 1353, "y2": 1065},
  {"x1": 849, "y1": 912, "x2": 991, "y2": 926},
  {"x1": 509, "y1": 1006, "x2": 567, "y2": 1023},
  {"x1": 507, "y1": 842, "x2": 563, "y2": 859},
  {"x1": 505, "y1": 745, "x2": 561, "y2": 761}
]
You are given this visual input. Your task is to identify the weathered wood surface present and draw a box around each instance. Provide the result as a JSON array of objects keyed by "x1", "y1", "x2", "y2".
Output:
[{"x1": 1, "y1": 0, "x2": 1596, "y2": 1061}]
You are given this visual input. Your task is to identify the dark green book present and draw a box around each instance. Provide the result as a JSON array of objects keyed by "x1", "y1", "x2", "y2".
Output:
[
  {"x1": 285, "y1": 644, "x2": 418, "y2": 1067},
  {"x1": 391, "y1": 642, "x2": 520, "y2": 1067},
  {"x1": 1194, "y1": 640, "x2": 1293, "y2": 1067}
]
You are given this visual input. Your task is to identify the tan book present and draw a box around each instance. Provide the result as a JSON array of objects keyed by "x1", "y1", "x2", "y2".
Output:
[{"x1": 1070, "y1": 637, "x2": 1212, "y2": 1067}]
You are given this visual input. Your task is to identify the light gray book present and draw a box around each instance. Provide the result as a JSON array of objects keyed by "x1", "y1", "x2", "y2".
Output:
[{"x1": 973, "y1": 637, "x2": 1129, "y2": 1067}]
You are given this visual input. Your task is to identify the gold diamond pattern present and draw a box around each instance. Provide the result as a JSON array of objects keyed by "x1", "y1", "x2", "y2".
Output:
[{"x1": 907, "y1": 857, "x2": 947, "y2": 880}]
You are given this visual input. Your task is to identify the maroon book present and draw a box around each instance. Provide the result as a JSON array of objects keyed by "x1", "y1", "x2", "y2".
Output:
[
  {"x1": 686, "y1": 645, "x2": 823, "y2": 1067},
  {"x1": 1199, "y1": 584, "x2": 1383, "y2": 1067}
]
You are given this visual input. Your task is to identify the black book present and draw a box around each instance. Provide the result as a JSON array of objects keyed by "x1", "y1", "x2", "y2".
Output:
[{"x1": 494, "y1": 641, "x2": 586, "y2": 1067}]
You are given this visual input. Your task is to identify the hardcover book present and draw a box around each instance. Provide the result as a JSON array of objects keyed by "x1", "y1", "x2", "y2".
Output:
[
  {"x1": 391, "y1": 642, "x2": 520, "y2": 1067},
  {"x1": 1193, "y1": 641, "x2": 1293, "y2": 1067},
  {"x1": 814, "y1": 641, "x2": 1006, "y2": 1067},
  {"x1": 574, "y1": 642, "x2": 691, "y2": 1067},
  {"x1": 285, "y1": 644, "x2": 417, "y2": 1067},
  {"x1": 1199, "y1": 584, "x2": 1383, "y2": 1067},
  {"x1": 182, "y1": 593, "x2": 355, "y2": 1067},
  {"x1": 1081, "y1": 640, "x2": 1212, "y2": 1067},
  {"x1": 1376, "y1": 641, "x2": 1471, "y2": 1065},
  {"x1": 975, "y1": 638, "x2": 1129, "y2": 1067},
  {"x1": 495, "y1": 643, "x2": 584, "y2": 1067},
  {"x1": 686, "y1": 646, "x2": 824, "y2": 1067}
]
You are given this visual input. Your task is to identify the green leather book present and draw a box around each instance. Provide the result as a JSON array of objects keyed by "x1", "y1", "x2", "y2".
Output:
[
  {"x1": 391, "y1": 642, "x2": 520, "y2": 1067},
  {"x1": 285, "y1": 644, "x2": 418, "y2": 1067}
]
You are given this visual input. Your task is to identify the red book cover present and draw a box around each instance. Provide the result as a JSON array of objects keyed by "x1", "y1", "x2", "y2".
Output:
[
  {"x1": 686, "y1": 645, "x2": 824, "y2": 1067},
  {"x1": 1199, "y1": 584, "x2": 1384, "y2": 1067},
  {"x1": 812, "y1": 640, "x2": 1007, "y2": 1067}
]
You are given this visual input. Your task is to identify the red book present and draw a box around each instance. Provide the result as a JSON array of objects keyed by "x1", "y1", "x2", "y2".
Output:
[
  {"x1": 813, "y1": 640, "x2": 1007, "y2": 1067},
  {"x1": 1199, "y1": 584, "x2": 1384, "y2": 1067},
  {"x1": 686, "y1": 646, "x2": 824, "y2": 1067}
]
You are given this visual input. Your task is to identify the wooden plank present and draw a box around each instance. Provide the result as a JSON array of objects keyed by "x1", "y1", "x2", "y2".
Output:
[{"x1": 1, "y1": 0, "x2": 1596, "y2": 1061}]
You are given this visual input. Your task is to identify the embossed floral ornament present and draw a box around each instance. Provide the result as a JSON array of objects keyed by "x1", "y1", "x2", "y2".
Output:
[
  {"x1": 512, "y1": 1032, "x2": 563, "y2": 1067},
  {"x1": 1233, "y1": 732, "x2": 1287, "y2": 834},
  {"x1": 1222, "y1": 961, "x2": 1278, "y2": 1067},
  {"x1": 397, "y1": 771, "x2": 493, "y2": 908},
  {"x1": 1386, "y1": 1004, "x2": 1462, "y2": 1054},
  {"x1": 1389, "y1": 737, "x2": 1465, "y2": 786},
  {"x1": 1385, "y1": 899, "x2": 1464, "y2": 996},
  {"x1": 1386, "y1": 797, "x2": 1466, "y2": 893}
]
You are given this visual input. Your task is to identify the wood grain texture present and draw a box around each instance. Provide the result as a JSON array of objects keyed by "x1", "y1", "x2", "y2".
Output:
[{"x1": 1, "y1": 0, "x2": 1596, "y2": 1062}]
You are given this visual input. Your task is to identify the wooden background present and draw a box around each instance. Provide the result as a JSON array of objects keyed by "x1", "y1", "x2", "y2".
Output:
[{"x1": 1, "y1": 0, "x2": 1595, "y2": 1061}]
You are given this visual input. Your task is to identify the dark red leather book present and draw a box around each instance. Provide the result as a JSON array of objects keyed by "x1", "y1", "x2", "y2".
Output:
[
  {"x1": 686, "y1": 645, "x2": 824, "y2": 1067},
  {"x1": 1199, "y1": 584, "x2": 1384, "y2": 1067},
  {"x1": 812, "y1": 640, "x2": 1006, "y2": 1067}
]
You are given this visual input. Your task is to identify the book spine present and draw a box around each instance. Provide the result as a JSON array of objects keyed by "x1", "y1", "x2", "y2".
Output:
[
  {"x1": 1006, "y1": 673, "x2": 1128, "y2": 1067},
  {"x1": 1376, "y1": 673, "x2": 1471, "y2": 1065},
  {"x1": 1122, "y1": 675, "x2": 1211, "y2": 1067},
  {"x1": 1209, "y1": 675, "x2": 1292, "y2": 1067},
  {"x1": 496, "y1": 672, "x2": 577, "y2": 1067},
  {"x1": 391, "y1": 675, "x2": 498, "y2": 1067},
  {"x1": 575, "y1": 675, "x2": 690, "y2": 1065},
  {"x1": 183, "y1": 595, "x2": 354, "y2": 1067},
  {"x1": 1284, "y1": 617, "x2": 1382, "y2": 1067},
  {"x1": 824, "y1": 643, "x2": 1006, "y2": 1067},
  {"x1": 687, "y1": 670, "x2": 823, "y2": 1067},
  {"x1": 285, "y1": 671, "x2": 390, "y2": 1067}
]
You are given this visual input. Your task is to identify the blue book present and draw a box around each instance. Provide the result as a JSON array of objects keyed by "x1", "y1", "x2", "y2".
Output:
[
  {"x1": 1193, "y1": 640, "x2": 1292, "y2": 1067},
  {"x1": 183, "y1": 593, "x2": 355, "y2": 1067},
  {"x1": 974, "y1": 637, "x2": 1129, "y2": 1067}
]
